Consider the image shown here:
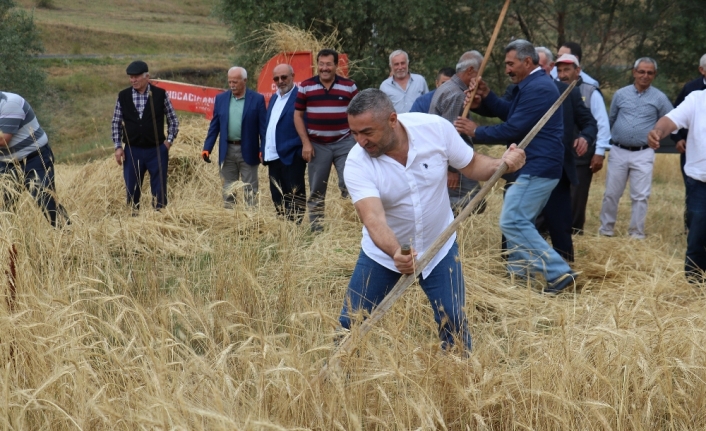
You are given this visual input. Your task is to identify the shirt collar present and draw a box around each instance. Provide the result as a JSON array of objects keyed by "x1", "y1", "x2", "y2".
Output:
[
  {"x1": 231, "y1": 90, "x2": 246, "y2": 100},
  {"x1": 277, "y1": 85, "x2": 295, "y2": 99},
  {"x1": 132, "y1": 83, "x2": 150, "y2": 96}
]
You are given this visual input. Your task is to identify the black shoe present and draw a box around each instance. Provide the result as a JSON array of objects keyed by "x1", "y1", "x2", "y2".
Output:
[{"x1": 543, "y1": 271, "x2": 578, "y2": 295}]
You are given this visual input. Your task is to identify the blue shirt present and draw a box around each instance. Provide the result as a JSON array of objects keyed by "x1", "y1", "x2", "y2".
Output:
[
  {"x1": 475, "y1": 68, "x2": 564, "y2": 181},
  {"x1": 409, "y1": 90, "x2": 435, "y2": 113},
  {"x1": 609, "y1": 84, "x2": 672, "y2": 147}
]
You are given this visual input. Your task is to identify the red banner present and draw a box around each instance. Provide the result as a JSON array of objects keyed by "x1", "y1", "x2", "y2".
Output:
[{"x1": 150, "y1": 79, "x2": 223, "y2": 120}]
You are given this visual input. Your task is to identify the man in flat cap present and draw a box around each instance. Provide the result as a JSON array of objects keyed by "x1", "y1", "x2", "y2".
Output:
[{"x1": 111, "y1": 60, "x2": 180, "y2": 211}]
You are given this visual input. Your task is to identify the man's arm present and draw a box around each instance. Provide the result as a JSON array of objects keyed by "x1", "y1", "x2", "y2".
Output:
[
  {"x1": 110, "y1": 99, "x2": 126, "y2": 165},
  {"x1": 608, "y1": 92, "x2": 620, "y2": 128},
  {"x1": 164, "y1": 94, "x2": 179, "y2": 148},
  {"x1": 475, "y1": 85, "x2": 550, "y2": 143},
  {"x1": 648, "y1": 116, "x2": 678, "y2": 149},
  {"x1": 0, "y1": 132, "x2": 12, "y2": 147},
  {"x1": 354, "y1": 197, "x2": 415, "y2": 274},
  {"x1": 293, "y1": 110, "x2": 314, "y2": 162},
  {"x1": 457, "y1": 143, "x2": 525, "y2": 181}
]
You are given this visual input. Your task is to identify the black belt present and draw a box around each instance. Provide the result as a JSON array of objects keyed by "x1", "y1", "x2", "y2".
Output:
[
  {"x1": 228, "y1": 140, "x2": 241, "y2": 145},
  {"x1": 611, "y1": 141, "x2": 650, "y2": 151}
]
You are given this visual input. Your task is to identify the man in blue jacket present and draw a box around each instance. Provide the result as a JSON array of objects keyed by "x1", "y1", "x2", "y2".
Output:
[
  {"x1": 202, "y1": 67, "x2": 266, "y2": 207},
  {"x1": 453, "y1": 39, "x2": 576, "y2": 294},
  {"x1": 261, "y1": 64, "x2": 306, "y2": 222}
]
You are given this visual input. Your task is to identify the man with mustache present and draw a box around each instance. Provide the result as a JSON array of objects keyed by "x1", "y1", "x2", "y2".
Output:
[
  {"x1": 598, "y1": 58, "x2": 672, "y2": 239},
  {"x1": 554, "y1": 53, "x2": 612, "y2": 235},
  {"x1": 451, "y1": 39, "x2": 576, "y2": 294},
  {"x1": 294, "y1": 49, "x2": 359, "y2": 232},
  {"x1": 379, "y1": 49, "x2": 429, "y2": 114}
]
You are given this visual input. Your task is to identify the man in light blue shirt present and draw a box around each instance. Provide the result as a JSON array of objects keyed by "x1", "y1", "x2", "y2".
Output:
[{"x1": 379, "y1": 50, "x2": 428, "y2": 113}]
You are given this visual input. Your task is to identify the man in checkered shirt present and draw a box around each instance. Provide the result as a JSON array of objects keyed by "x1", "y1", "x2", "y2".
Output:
[{"x1": 111, "y1": 60, "x2": 179, "y2": 211}]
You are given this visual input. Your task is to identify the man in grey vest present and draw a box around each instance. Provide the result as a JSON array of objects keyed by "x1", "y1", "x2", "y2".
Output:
[
  {"x1": 555, "y1": 53, "x2": 611, "y2": 234},
  {"x1": 429, "y1": 50, "x2": 485, "y2": 214}
]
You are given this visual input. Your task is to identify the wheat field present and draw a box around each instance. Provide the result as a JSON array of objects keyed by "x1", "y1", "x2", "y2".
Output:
[{"x1": 0, "y1": 118, "x2": 702, "y2": 430}]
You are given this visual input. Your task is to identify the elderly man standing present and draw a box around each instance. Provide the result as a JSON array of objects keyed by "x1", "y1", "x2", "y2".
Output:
[
  {"x1": 1, "y1": 91, "x2": 69, "y2": 227},
  {"x1": 261, "y1": 64, "x2": 306, "y2": 222},
  {"x1": 452, "y1": 39, "x2": 576, "y2": 294},
  {"x1": 379, "y1": 50, "x2": 429, "y2": 114},
  {"x1": 112, "y1": 60, "x2": 179, "y2": 210},
  {"x1": 294, "y1": 49, "x2": 359, "y2": 232},
  {"x1": 202, "y1": 67, "x2": 265, "y2": 208},
  {"x1": 341, "y1": 89, "x2": 525, "y2": 352},
  {"x1": 598, "y1": 58, "x2": 672, "y2": 239},
  {"x1": 550, "y1": 42, "x2": 600, "y2": 87},
  {"x1": 648, "y1": 90, "x2": 706, "y2": 282},
  {"x1": 409, "y1": 67, "x2": 454, "y2": 114},
  {"x1": 429, "y1": 51, "x2": 485, "y2": 214},
  {"x1": 554, "y1": 53, "x2": 612, "y2": 234}
]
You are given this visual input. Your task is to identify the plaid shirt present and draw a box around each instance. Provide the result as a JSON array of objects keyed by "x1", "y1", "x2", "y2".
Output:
[{"x1": 111, "y1": 84, "x2": 179, "y2": 149}]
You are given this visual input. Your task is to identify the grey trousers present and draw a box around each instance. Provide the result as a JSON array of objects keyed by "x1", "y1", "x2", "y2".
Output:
[
  {"x1": 307, "y1": 135, "x2": 356, "y2": 230},
  {"x1": 599, "y1": 146, "x2": 654, "y2": 239},
  {"x1": 221, "y1": 144, "x2": 259, "y2": 207}
]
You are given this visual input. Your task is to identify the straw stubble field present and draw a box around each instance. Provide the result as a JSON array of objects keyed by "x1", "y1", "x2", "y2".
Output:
[{"x1": 1, "y1": 118, "x2": 703, "y2": 430}]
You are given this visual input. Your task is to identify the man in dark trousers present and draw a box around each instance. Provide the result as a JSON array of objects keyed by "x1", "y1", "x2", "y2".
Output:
[
  {"x1": 261, "y1": 64, "x2": 306, "y2": 222},
  {"x1": 671, "y1": 53, "x2": 706, "y2": 233},
  {"x1": 111, "y1": 60, "x2": 179, "y2": 211},
  {"x1": 1, "y1": 91, "x2": 69, "y2": 227},
  {"x1": 535, "y1": 49, "x2": 597, "y2": 262},
  {"x1": 202, "y1": 67, "x2": 266, "y2": 208}
]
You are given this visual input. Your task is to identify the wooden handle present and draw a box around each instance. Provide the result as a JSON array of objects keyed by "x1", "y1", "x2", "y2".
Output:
[{"x1": 400, "y1": 244, "x2": 411, "y2": 255}]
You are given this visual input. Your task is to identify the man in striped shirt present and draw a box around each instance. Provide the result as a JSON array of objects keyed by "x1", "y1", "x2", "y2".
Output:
[
  {"x1": 0, "y1": 92, "x2": 69, "y2": 227},
  {"x1": 294, "y1": 49, "x2": 359, "y2": 232}
]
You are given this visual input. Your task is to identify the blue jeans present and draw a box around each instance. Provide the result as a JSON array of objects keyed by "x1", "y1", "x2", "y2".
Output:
[
  {"x1": 501, "y1": 175, "x2": 572, "y2": 281},
  {"x1": 340, "y1": 243, "x2": 472, "y2": 351},
  {"x1": 124, "y1": 144, "x2": 169, "y2": 209},
  {"x1": 685, "y1": 176, "x2": 706, "y2": 282}
]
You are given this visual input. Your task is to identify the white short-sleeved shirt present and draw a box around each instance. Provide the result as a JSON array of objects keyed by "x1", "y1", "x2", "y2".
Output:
[
  {"x1": 344, "y1": 112, "x2": 474, "y2": 278},
  {"x1": 666, "y1": 89, "x2": 706, "y2": 182}
]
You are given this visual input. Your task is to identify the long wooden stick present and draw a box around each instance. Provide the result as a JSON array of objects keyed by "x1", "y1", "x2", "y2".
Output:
[
  {"x1": 319, "y1": 80, "x2": 578, "y2": 380},
  {"x1": 461, "y1": 0, "x2": 512, "y2": 119}
]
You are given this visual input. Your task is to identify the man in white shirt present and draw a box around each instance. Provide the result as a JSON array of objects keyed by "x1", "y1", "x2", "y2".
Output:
[
  {"x1": 648, "y1": 89, "x2": 706, "y2": 283},
  {"x1": 341, "y1": 89, "x2": 525, "y2": 352},
  {"x1": 379, "y1": 50, "x2": 429, "y2": 113},
  {"x1": 261, "y1": 64, "x2": 306, "y2": 222}
]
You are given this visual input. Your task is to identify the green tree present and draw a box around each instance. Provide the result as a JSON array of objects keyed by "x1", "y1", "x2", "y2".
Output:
[
  {"x1": 0, "y1": 0, "x2": 46, "y2": 107},
  {"x1": 217, "y1": 0, "x2": 512, "y2": 90}
]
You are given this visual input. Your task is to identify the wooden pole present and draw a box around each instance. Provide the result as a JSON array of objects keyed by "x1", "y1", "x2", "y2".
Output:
[
  {"x1": 319, "y1": 80, "x2": 578, "y2": 380},
  {"x1": 461, "y1": 0, "x2": 512, "y2": 119}
]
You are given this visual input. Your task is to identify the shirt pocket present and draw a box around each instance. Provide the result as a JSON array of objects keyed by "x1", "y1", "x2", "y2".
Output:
[{"x1": 419, "y1": 153, "x2": 447, "y2": 186}]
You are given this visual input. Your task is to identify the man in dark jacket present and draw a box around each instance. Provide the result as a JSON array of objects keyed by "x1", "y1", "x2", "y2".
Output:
[
  {"x1": 202, "y1": 67, "x2": 266, "y2": 208},
  {"x1": 454, "y1": 39, "x2": 576, "y2": 294},
  {"x1": 111, "y1": 60, "x2": 180, "y2": 210},
  {"x1": 261, "y1": 64, "x2": 306, "y2": 222}
]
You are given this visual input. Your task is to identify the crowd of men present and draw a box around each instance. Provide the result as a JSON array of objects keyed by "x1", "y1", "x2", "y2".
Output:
[{"x1": 2, "y1": 41, "x2": 706, "y2": 353}]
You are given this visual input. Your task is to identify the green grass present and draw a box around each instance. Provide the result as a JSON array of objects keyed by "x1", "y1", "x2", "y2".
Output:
[{"x1": 14, "y1": 0, "x2": 234, "y2": 162}]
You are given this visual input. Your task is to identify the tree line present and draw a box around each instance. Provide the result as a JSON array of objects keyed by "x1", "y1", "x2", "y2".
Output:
[{"x1": 218, "y1": 0, "x2": 706, "y2": 98}]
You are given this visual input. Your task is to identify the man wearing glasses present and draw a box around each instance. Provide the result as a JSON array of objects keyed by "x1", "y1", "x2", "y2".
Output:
[
  {"x1": 261, "y1": 64, "x2": 306, "y2": 222},
  {"x1": 294, "y1": 49, "x2": 359, "y2": 232},
  {"x1": 202, "y1": 66, "x2": 266, "y2": 208},
  {"x1": 598, "y1": 58, "x2": 672, "y2": 239}
]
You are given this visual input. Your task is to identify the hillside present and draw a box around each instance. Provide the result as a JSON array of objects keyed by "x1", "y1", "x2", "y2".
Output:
[{"x1": 16, "y1": 0, "x2": 232, "y2": 162}]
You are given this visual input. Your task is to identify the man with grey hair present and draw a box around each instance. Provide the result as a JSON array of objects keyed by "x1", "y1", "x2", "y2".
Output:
[
  {"x1": 379, "y1": 49, "x2": 429, "y2": 113},
  {"x1": 202, "y1": 66, "x2": 266, "y2": 208},
  {"x1": 598, "y1": 57, "x2": 672, "y2": 239},
  {"x1": 340, "y1": 88, "x2": 525, "y2": 352},
  {"x1": 429, "y1": 50, "x2": 485, "y2": 213},
  {"x1": 453, "y1": 39, "x2": 577, "y2": 294},
  {"x1": 671, "y1": 53, "x2": 706, "y2": 233}
]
